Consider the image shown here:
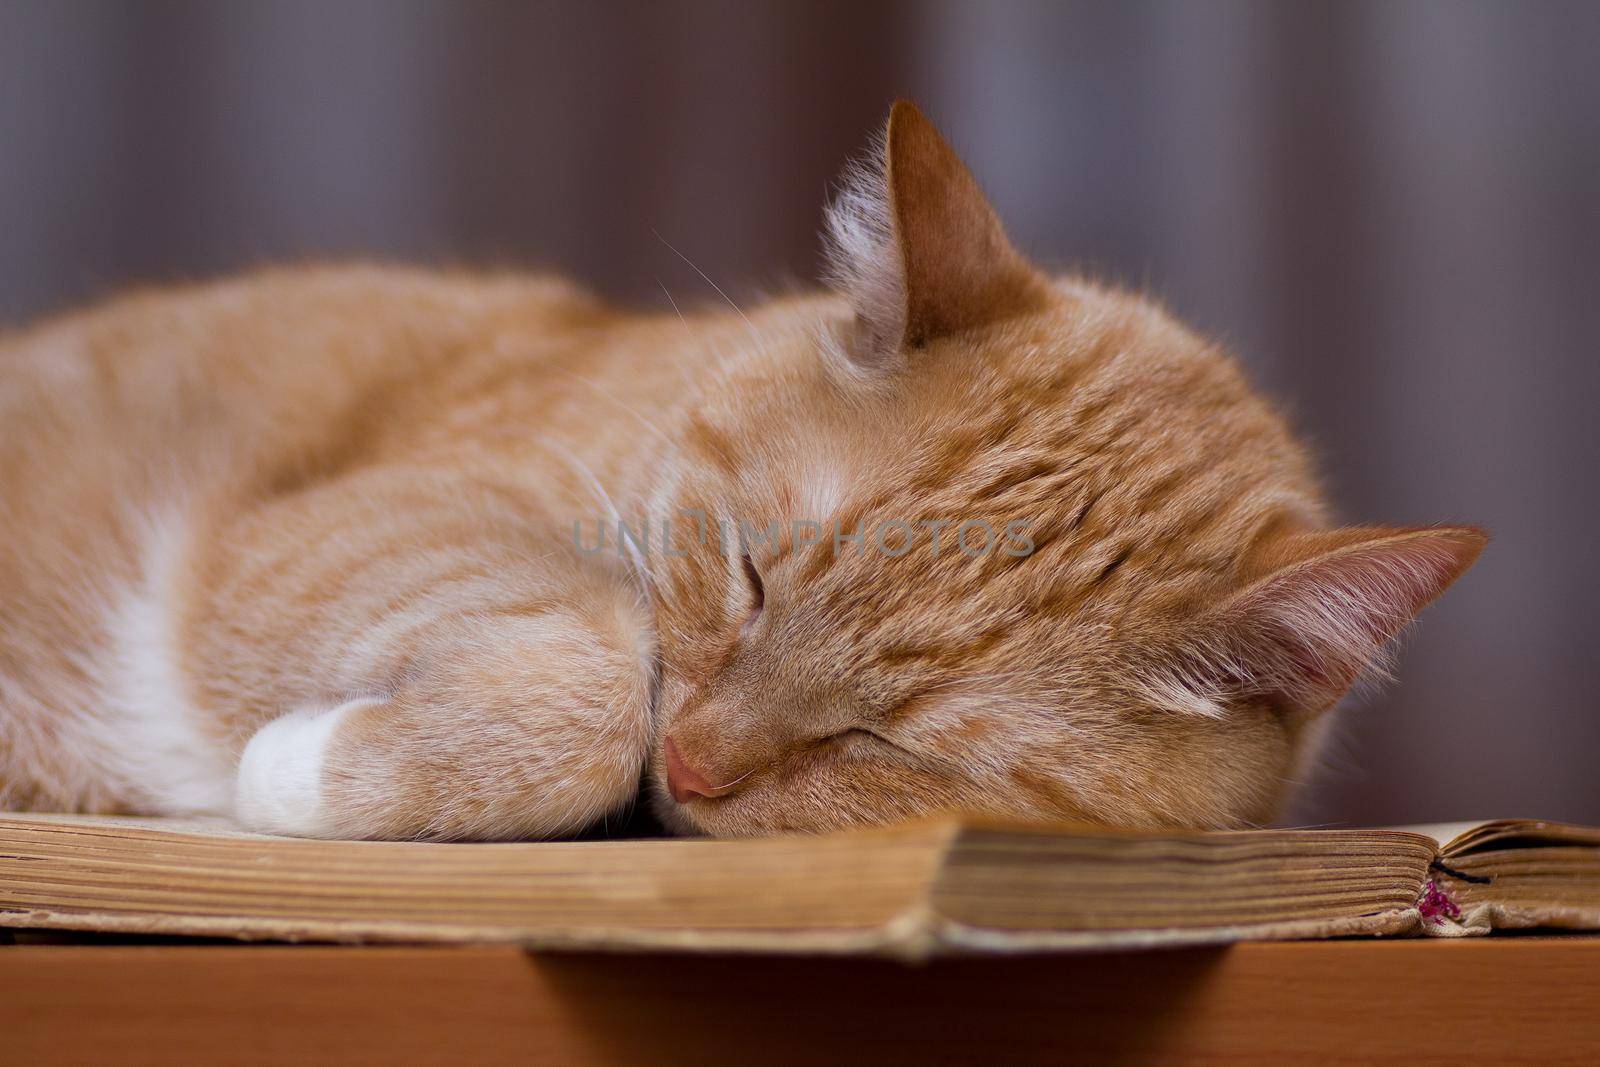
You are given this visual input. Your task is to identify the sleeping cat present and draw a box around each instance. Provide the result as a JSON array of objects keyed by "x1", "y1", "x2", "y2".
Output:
[{"x1": 0, "y1": 102, "x2": 1482, "y2": 840}]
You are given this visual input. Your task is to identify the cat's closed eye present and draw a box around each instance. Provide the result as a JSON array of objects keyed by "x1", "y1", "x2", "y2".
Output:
[
  {"x1": 818, "y1": 727, "x2": 874, "y2": 747},
  {"x1": 739, "y1": 552, "x2": 764, "y2": 636},
  {"x1": 820, "y1": 726, "x2": 906, "y2": 758}
]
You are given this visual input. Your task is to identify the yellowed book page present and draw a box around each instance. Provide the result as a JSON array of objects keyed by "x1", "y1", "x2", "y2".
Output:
[
  {"x1": 1390, "y1": 821, "x2": 1482, "y2": 849},
  {"x1": 1377, "y1": 819, "x2": 1600, "y2": 854},
  {"x1": 1398, "y1": 820, "x2": 1600, "y2": 938},
  {"x1": 0, "y1": 814, "x2": 1435, "y2": 955},
  {"x1": 941, "y1": 825, "x2": 1431, "y2": 928},
  {"x1": 0, "y1": 813, "x2": 954, "y2": 953}
]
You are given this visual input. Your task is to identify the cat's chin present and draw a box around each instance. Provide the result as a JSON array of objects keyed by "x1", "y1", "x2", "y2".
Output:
[
  {"x1": 647, "y1": 787, "x2": 870, "y2": 839},
  {"x1": 649, "y1": 793, "x2": 713, "y2": 837},
  {"x1": 645, "y1": 781, "x2": 773, "y2": 838}
]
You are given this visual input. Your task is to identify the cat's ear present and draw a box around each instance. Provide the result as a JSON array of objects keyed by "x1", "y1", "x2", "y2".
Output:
[
  {"x1": 1157, "y1": 525, "x2": 1487, "y2": 718},
  {"x1": 824, "y1": 100, "x2": 1048, "y2": 366}
]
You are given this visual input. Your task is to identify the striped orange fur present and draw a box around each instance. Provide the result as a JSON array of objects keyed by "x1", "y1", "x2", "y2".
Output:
[{"x1": 0, "y1": 103, "x2": 1483, "y2": 839}]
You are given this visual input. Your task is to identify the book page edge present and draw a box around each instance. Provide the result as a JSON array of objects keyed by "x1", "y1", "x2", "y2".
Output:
[{"x1": 0, "y1": 904, "x2": 1426, "y2": 958}]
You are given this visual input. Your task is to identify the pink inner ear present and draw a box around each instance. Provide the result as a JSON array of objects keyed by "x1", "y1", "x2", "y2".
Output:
[{"x1": 1214, "y1": 526, "x2": 1487, "y2": 712}]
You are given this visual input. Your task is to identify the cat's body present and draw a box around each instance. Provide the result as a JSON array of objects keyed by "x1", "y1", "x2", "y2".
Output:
[
  {"x1": 0, "y1": 104, "x2": 1483, "y2": 839},
  {"x1": 1, "y1": 267, "x2": 665, "y2": 833}
]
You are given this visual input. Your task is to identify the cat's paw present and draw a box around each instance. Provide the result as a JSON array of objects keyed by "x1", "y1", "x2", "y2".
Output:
[{"x1": 234, "y1": 699, "x2": 379, "y2": 837}]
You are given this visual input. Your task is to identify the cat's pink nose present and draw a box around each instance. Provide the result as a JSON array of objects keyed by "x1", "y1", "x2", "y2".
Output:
[{"x1": 664, "y1": 737, "x2": 731, "y2": 803}]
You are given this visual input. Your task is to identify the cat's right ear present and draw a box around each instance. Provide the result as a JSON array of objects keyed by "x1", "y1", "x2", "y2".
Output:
[
  {"x1": 1159, "y1": 525, "x2": 1488, "y2": 720},
  {"x1": 824, "y1": 101, "x2": 1048, "y2": 368}
]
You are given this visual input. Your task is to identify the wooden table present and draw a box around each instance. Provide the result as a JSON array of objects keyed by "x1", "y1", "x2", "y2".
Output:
[{"x1": 4, "y1": 938, "x2": 1597, "y2": 1064}]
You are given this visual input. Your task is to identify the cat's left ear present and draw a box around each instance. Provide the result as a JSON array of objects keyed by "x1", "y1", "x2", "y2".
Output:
[
  {"x1": 825, "y1": 100, "x2": 1049, "y2": 366},
  {"x1": 1165, "y1": 525, "x2": 1488, "y2": 718}
]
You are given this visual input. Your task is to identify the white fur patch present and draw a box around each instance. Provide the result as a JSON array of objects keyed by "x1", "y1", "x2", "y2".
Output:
[
  {"x1": 821, "y1": 130, "x2": 905, "y2": 364},
  {"x1": 102, "y1": 507, "x2": 235, "y2": 814},
  {"x1": 795, "y1": 464, "x2": 846, "y2": 528},
  {"x1": 234, "y1": 699, "x2": 377, "y2": 837}
]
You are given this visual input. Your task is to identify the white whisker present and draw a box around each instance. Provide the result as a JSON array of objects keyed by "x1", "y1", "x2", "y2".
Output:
[
  {"x1": 553, "y1": 369, "x2": 674, "y2": 447},
  {"x1": 537, "y1": 437, "x2": 653, "y2": 591},
  {"x1": 652, "y1": 229, "x2": 760, "y2": 342}
]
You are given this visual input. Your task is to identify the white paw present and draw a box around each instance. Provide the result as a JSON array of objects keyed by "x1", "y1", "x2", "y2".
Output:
[{"x1": 234, "y1": 699, "x2": 378, "y2": 837}]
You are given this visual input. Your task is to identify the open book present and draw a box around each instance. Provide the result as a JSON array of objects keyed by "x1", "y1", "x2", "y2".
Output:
[{"x1": 1, "y1": 813, "x2": 1596, "y2": 957}]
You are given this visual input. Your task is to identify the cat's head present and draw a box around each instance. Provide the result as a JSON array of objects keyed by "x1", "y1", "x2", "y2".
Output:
[{"x1": 644, "y1": 102, "x2": 1484, "y2": 836}]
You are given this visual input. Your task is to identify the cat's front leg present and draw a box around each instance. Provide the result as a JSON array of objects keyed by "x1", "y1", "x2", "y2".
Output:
[
  {"x1": 233, "y1": 607, "x2": 656, "y2": 840},
  {"x1": 234, "y1": 696, "x2": 387, "y2": 836}
]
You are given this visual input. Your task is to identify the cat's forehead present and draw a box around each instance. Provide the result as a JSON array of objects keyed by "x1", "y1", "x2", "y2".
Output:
[
  {"x1": 757, "y1": 347, "x2": 1321, "y2": 658},
  {"x1": 704, "y1": 288, "x2": 1319, "y2": 631}
]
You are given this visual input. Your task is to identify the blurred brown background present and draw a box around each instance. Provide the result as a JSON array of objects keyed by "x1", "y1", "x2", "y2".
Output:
[{"x1": 2, "y1": 1, "x2": 1596, "y2": 827}]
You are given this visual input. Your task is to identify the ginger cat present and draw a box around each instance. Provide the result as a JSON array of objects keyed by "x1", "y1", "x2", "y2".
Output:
[{"x1": 0, "y1": 103, "x2": 1483, "y2": 840}]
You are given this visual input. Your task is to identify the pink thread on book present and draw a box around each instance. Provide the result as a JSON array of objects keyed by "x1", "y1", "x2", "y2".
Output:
[{"x1": 1417, "y1": 879, "x2": 1461, "y2": 923}]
